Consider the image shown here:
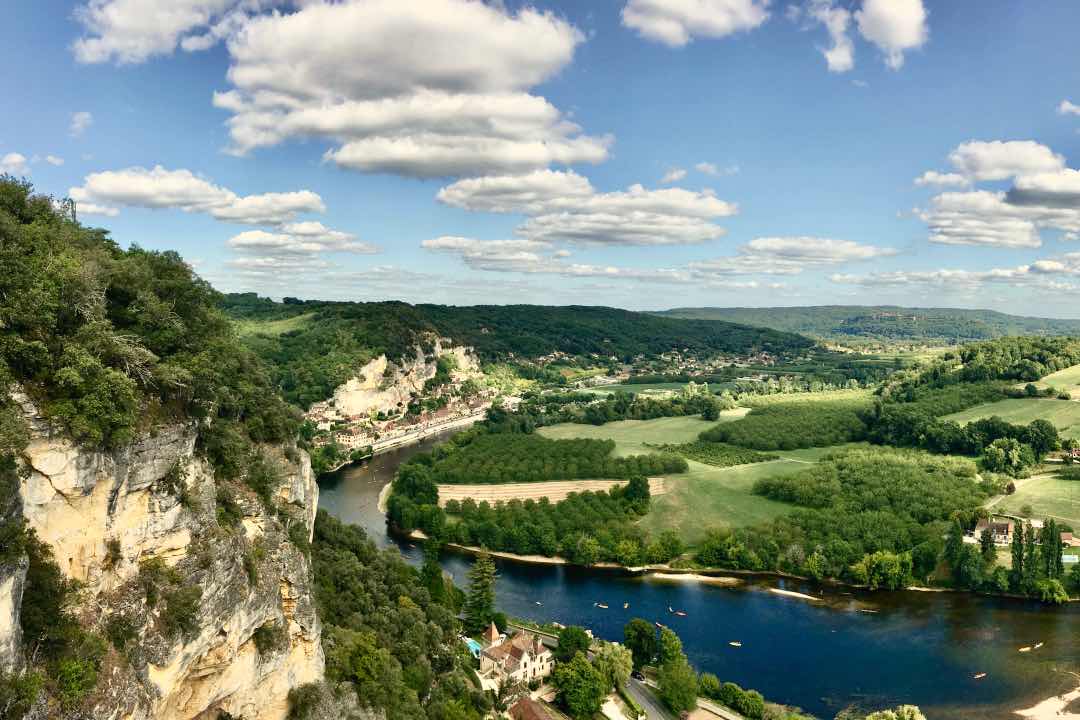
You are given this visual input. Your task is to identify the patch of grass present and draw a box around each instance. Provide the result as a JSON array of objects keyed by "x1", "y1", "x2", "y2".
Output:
[
  {"x1": 537, "y1": 414, "x2": 745, "y2": 456},
  {"x1": 942, "y1": 398, "x2": 1080, "y2": 440},
  {"x1": 1029, "y1": 363, "x2": 1080, "y2": 395},
  {"x1": 234, "y1": 312, "x2": 315, "y2": 338},
  {"x1": 636, "y1": 459, "x2": 801, "y2": 547},
  {"x1": 650, "y1": 441, "x2": 778, "y2": 468},
  {"x1": 994, "y1": 474, "x2": 1080, "y2": 528}
]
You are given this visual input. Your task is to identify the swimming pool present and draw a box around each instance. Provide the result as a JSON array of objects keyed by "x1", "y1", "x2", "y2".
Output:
[{"x1": 463, "y1": 637, "x2": 483, "y2": 658}]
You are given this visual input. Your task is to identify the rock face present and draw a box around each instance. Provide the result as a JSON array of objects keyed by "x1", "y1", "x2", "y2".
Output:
[
  {"x1": 332, "y1": 340, "x2": 479, "y2": 418},
  {"x1": 11, "y1": 394, "x2": 325, "y2": 720},
  {"x1": 0, "y1": 556, "x2": 27, "y2": 673}
]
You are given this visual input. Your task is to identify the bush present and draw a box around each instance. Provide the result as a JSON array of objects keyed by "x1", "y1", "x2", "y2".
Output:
[
  {"x1": 103, "y1": 537, "x2": 122, "y2": 570},
  {"x1": 252, "y1": 621, "x2": 286, "y2": 655},
  {"x1": 0, "y1": 670, "x2": 43, "y2": 718},
  {"x1": 216, "y1": 487, "x2": 243, "y2": 527},
  {"x1": 105, "y1": 612, "x2": 139, "y2": 651},
  {"x1": 161, "y1": 585, "x2": 202, "y2": 637},
  {"x1": 287, "y1": 683, "x2": 325, "y2": 720}
]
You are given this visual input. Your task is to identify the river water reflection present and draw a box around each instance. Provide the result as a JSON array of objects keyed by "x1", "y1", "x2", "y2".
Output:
[{"x1": 318, "y1": 432, "x2": 1080, "y2": 720}]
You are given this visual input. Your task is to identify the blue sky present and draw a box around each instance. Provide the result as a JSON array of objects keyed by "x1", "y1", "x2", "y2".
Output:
[{"x1": 4, "y1": 0, "x2": 1080, "y2": 315}]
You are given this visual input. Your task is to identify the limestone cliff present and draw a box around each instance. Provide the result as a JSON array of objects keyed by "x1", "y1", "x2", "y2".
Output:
[
  {"x1": 330, "y1": 340, "x2": 480, "y2": 418},
  {"x1": 7, "y1": 393, "x2": 324, "y2": 720}
]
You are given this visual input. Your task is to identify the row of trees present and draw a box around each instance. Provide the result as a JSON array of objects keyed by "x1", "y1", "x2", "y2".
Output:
[
  {"x1": 700, "y1": 399, "x2": 871, "y2": 451},
  {"x1": 417, "y1": 431, "x2": 686, "y2": 485}
]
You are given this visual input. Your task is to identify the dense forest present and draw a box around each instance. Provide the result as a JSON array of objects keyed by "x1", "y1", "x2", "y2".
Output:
[
  {"x1": 660, "y1": 306, "x2": 1080, "y2": 345},
  {"x1": 700, "y1": 399, "x2": 871, "y2": 450},
  {"x1": 415, "y1": 431, "x2": 687, "y2": 485},
  {"x1": 221, "y1": 293, "x2": 815, "y2": 407},
  {"x1": 309, "y1": 511, "x2": 488, "y2": 720},
  {"x1": 701, "y1": 448, "x2": 989, "y2": 588}
]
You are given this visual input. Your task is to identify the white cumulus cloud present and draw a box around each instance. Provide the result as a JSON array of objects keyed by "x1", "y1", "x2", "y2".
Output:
[
  {"x1": 914, "y1": 170, "x2": 968, "y2": 187},
  {"x1": 68, "y1": 165, "x2": 325, "y2": 225},
  {"x1": 1058, "y1": 100, "x2": 1080, "y2": 117},
  {"x1": 855, "y1": 0, "x2": 928, "y2": 70},
  {"x1": 214, "y1": 0, "x2": 608, "y2": 178},
  {"x1": 947, "y1": 140, "x2": 1064, "y2": 182},
  {"x1": 621, "y1": 0, "x2": 770, "y2": 47}
]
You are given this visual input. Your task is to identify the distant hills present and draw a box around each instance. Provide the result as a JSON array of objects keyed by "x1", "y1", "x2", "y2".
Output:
[{"x1": 657, "y1": 306, "x2": 1080, "y2": 345}]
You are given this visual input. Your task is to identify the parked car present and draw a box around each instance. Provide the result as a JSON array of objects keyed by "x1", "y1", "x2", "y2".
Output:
[{"x1": 631, "y1": 671, "x2": 645, "y2": 681}]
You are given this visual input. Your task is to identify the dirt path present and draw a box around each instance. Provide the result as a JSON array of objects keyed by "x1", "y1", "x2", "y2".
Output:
[
  {"x1": 984, "y1": 473, "x2": 1050, "y2": 510},
  {"x1": 437, "y1": 478, "x2": 667, "y2": 507}
]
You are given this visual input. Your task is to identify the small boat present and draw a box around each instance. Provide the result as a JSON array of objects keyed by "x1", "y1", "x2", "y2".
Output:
[
  {"x1": 729, "y1": 641, "x2": 742, "y2": 648},
  {"x1": 674, "y1": 610, "x2": 687, "y2": 617},
  {"x1": 534, "y1": 601, "x2": 543, "y2": 606},
  {"x1": 595, "y1": 602, "x2": 609, "y2": 609},
  {"x1": 1033, "y1": 642, "x2": 1044, "y2": 650},
  {"x1": 668, "y1": 606, "x2": 674, "y2": 613},
  {"x1": 655, "y1": 622, "x2": 665, "y2": 629},
  {"x1": 623, "y1": 602, "x2": 629, "y2": 609},
  {"x1": 857, "y1": 608, "x2": 879, "y2": 614},
  {"x1": 1018, "y1": 646, "x2": 1032, "y2": 653},
  {"x1": 973, "y1": 673, "x2": 987, "y2": 680}
]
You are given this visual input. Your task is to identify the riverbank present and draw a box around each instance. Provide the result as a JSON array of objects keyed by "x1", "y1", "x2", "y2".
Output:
[
  {"x1": 1014, "y1": 677, "x2": 1080, "y2": 720},
  {"x1": 321, "y1": 410, "x2": 487, "y2": 475}
]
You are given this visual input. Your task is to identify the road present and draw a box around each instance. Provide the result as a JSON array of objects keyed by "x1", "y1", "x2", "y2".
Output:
[
  {"x1": 626, "y1": 679, "x2": 675, "y2": 720},
  {"x1": 627, "y1": 679, "x2": 745, "y2": 720}
]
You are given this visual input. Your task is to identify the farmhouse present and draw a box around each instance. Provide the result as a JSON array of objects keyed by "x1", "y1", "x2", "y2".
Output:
[
  {"x1": 479, "y1": 625, "x2": 555, "y2": 687},
  {"x1": 975, "y1": 517, "x2": 1015, "y2": 545},
  {"x1": 509, "y1": 697, "x2": 556, "y2": 720}
]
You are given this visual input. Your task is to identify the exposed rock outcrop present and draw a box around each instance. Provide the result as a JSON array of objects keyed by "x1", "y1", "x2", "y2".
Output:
[
  {"x1": 0, "y1": 555, "x2": 27, "y2": 673},
  {"x1": 331, "y1": 340, "x2": 479, "y2": 418},
  {"x1": 10, "y1": 393, "x2": 325, "y2": 719}
]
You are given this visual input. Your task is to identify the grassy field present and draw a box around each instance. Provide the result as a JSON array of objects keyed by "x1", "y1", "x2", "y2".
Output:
[
  {"x1": 234, "y1": 312, "x2": 314, "y2": 337},
  {"x1": 941, "y1": 398, "x2": 1080, "y2": 440},
  {"x1": 536, "y1": 413, "x2": 745, "y2": 456},
  {"x1": 993, "y1": 474, "x2": 1080, "y2": 528},
  {"x1": 537, "y1": 416, "x2": 864, "y2": 546},
  {"x1": 1030, "y1": 363, "x2": 1080, "y2": 395},
  {"x1": 637, "y1": 458, "x2": 800, "y2": 545}
]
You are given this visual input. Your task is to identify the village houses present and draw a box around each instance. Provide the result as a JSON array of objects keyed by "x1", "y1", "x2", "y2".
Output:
[{"x1": 478, "y1": 623, "x2": 555, "y2": 688}]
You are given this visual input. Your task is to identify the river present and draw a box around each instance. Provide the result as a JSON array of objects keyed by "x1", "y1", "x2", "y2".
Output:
[{"x1": 318, "y1": 431, "x2": 1080, "y2": 720}]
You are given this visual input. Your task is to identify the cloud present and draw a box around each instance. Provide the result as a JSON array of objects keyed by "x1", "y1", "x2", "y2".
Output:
[
  {"x1": 436, "y1": 170, "x2": 594, "y2": 214},
  {"x1": 660, "y1": 167, "x2": 687, "y2": 184},
  {"x1": 72, "y1": 0, "x2": 285, "y2": 64},
  {"x1": 227, "y1": 226, "x2": 377, "y2": 256},
  {"x1": 741, "y1": 236, "x2": 898, "y2": 262},
  {"x1": 854, "y1": 0, "x2": 928, "y2": 70},
  {"x1": 914, "y1": 170, "x2": 968, "y2": 187},
  {"x1": 0, "y1": 153, "x2": 29, "y2": 175},
  {"x1": 947, "y1": 140, "x2": 1064, "y2": 182},
  {"x1": 695, "y1": 161, "x2": 739, "y2": 176},
  {"x1": 69, "y1": 111, "x2": 93, "y2": 137},
  {"x1": 806, "y1": 0, "x2": 854, "y2": 72},
  {"x1": 68, "y1": 165, "x2": 325, "y2": 225},
  {"x1": 1058, "y1": 100, "x2": 1080, "y2": 117},
  {"x1": 215, "y1": 0, "x2": 608, "y2": 178},
  {"x1": 45, "y1": 155, "x2": 64, "y2": 166},
  {"x1": 621, "y1": 0, "x2": 770, "y2": 47},
  {"x1": 425, "y1": 233, "x2": 894, "y2": 284},
  {"x1": 830, "y1": 253, "x2": 1080, "y2": 294},
  {"x1": 1007, "y1": 169, "x2": 1080, "y2": 209},
  {"x1": 918, "y1": 190, "x2": 1080, "y2": 249},
  {"x1": 439, "y1": 170, "x2": 737, "y2": 246}
]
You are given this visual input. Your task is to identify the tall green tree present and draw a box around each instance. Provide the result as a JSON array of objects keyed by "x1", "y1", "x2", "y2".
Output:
[
  {"x1": 420, "y1": 540, "x2": 448, "y2": 606},
  {"x1": 1010, "y1": 522, "x2": 1025, "y2": 591},
  {"x1": 657, "y1": 654, "x2": 698, "y2": 714},
  {"x1": 555, "y1": 626, "x2": 591, "y2": 664},
  {"x1": 591, "y1": 641, "x2": 632, "y2": 690},
  {"x1": 1023, "y1": 522, "x2": 1039, "y2": 591},
  {"x1": 623, "y1": 618, "x2": 658, "y2": 669},
  {"x1": 463, "y1": 552, "x2": 497, "y2": 633},
  {"x1": 658, "y1": 627, "x2": 683, "y2": 666},
  {"x1": 979, "y1": 527, "x2": 995, "y2": 564},
  {"x1": 552, "y1": 652, "x2": 606, "y2": 720}
]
